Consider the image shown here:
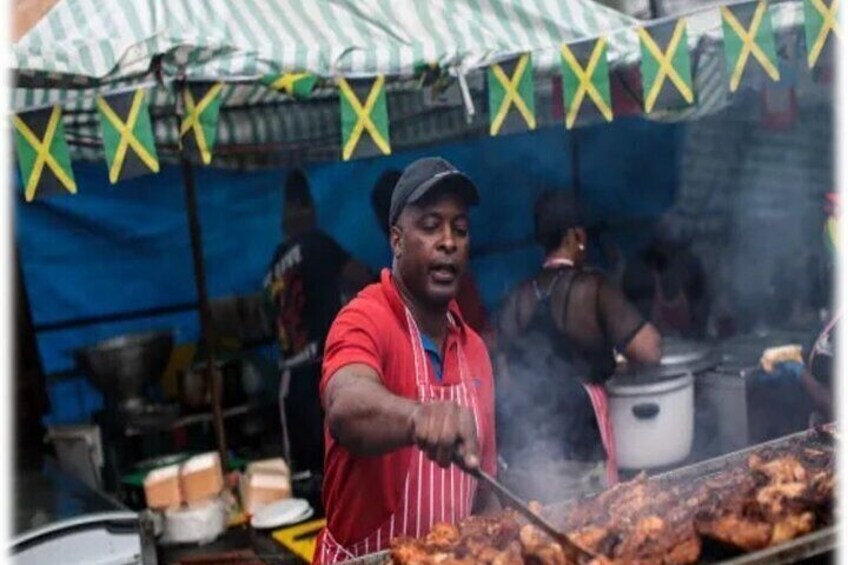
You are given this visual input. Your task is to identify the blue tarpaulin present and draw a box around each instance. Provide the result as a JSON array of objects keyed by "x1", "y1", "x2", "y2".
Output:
[{"x1": 16, "y1": 118, "x2": 681, "y2": 422}]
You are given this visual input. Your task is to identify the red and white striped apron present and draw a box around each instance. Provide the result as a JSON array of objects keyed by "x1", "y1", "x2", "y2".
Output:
[
  {"x1": 315, "y1": 309, "x2": 483, "y2": 564},
  {"x1": 542, "y1": 258, "x2": 618, "y2": 486}
]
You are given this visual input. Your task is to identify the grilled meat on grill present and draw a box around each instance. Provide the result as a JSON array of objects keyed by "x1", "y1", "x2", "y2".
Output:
[{"x1": 387, "y1": 431, "x2": 834, "y2": 565}]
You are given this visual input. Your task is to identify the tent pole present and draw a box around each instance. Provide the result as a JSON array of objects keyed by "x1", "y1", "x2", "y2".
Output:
[
  {"x1": 180, "y1": 157, "x2": 229, "y2": 472},
  {"x1": 571, "y1": 131, "x2": 581, "y2": 200}
]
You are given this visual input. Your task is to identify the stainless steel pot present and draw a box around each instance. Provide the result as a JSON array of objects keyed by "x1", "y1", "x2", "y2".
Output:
[
  {"x1": 608, "y1": 339, "x2": 717, "y2": 469},
  {"x1": 76, "y1": 331, "x2": 174, "y2": 410}
]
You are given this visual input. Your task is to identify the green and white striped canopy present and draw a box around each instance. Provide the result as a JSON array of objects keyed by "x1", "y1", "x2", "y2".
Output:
[
  {"x1": 11, "y1": 0, "x2": 809, "y2": 165},
  {"x1": 14, "y1": 0, "x2": 641, "y2": 86}
]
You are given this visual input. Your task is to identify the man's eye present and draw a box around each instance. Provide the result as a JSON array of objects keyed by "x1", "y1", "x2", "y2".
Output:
[{"x1": 421, "y1": 219, "x2": 440, "y2": 230}]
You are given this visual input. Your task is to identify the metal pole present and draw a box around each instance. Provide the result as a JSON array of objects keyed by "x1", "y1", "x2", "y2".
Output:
[
  {"x1": 571, "y1": 130, "x2": 581, "y2": 200},
  {"x1": 180, "y1": 157, "x2": 229, "y2": 472}
]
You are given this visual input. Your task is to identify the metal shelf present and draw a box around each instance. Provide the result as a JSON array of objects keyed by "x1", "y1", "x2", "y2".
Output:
[{"x1": 124, "y1": 402, "x2": 264, "y2": 437}]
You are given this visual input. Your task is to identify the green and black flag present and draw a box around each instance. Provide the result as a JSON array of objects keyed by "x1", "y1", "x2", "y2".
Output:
[
  {"x1": 262, "y1": 72, "x2": 317, "y2": 100},
  {"x1": 12, "y1": 105, "x2": 76, "y2": 202},
  {"x1": 721, "y1": 2, "x2": 780, "y2": 92},
  {"x1": 638, "y1": 19, "x2": 695, "y2": 113},
  {"x1": 487, "y1": 54, "x2": 536, "y2": 136},
  {"x1": 338, "y1": 76, "x2": 391, "y2": 161},
  {"x1": 96, "y1": 90, "x2": 159, "y2": 184},
  {"x1": 180, "y1": 82, "x2": 224, "y2": 165},
  {"x1": 560, "y1": 38, "x2": 613, "y2": 129},
  {"x1": 804, "y1": 0, "x2": 840, "y2": 68}
]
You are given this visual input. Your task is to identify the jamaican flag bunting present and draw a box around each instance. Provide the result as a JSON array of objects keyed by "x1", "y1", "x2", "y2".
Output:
[
  {"x1": 96, "y1": 90, "x2": 159, "y2": 184},
  {"x1": 560, "y1": 38, "x2": 613, "y2": 129},
  {"x1": 262, "y1": 72, "x2": 317, "y2": 100},
  {"x1": 12, "y1": 105, "x2": 76, "y2": 202},
  {"x1": 487, "y1": 54, "x2": 536, "y2": 136},
  {"x1": 180, "y1": 82, "x2": 224, "y2": 165},
  {"x1": 338, "y1": 76, "x2": 391, "y2": 161},
  {"x1": 804, "y1": 0, "x2": 840, "y2": 68},
  {"x1": 638, "y1": 19, "x2": 695, "y2": 113},
  {"x1": 721, "y1": 2, "x2": 780, "y2": 92}
]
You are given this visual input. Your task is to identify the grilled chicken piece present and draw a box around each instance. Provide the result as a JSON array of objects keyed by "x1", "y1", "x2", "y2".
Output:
[
  {"x1": 748, "y1": 455, "x2": 807, "y2": 483},
  {"x1": 770, "y1": 511, "x2": 815, "y2": 545},
  {"x1": 755, "y1": 482, "x2": 808, "y2": 516},
  {"x1": 519, "y1": 525, "x2": 568, "y2": 565},
  {"x1": 522, "y1": 543, "x2": 567, "y2": 565},
  {"x1": 491, "y1": 542, "x2": 524, "y2": 565},
  {"x1": 460, "y1": 513, "x2": 521, "y2": 547},
  {"x1": 518, "y1": 525, "x2": 548, "y2": 550},
  {"x1": 425, "y1": 523, "x2": 461, "y2": 551},
  {"x1": 476, "y1": 546, "x2": 504, "y2": 563},
  {"x1": 664, "y1": 530, "x2": 702, "y2": 565},
  {"x1": 455, "y1": 535, "x2": 488, "y2": 560},
  {"x1": 695, "y1": 514, "x2": 773, "y2": 551},
  {"x1": 390, "y1": 538, "x2": 433, "y2": 565},
  {"x1": 569, "y1": 526, "x2": 614, "y2": 554},
  {"x1": 609, "y1": 515, "x2": 700, "y2": 564}
]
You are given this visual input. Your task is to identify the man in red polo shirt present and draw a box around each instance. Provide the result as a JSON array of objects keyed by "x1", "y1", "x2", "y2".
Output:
[{"x1": 315, "y1": 158, "x2": 498, "y2": 564}]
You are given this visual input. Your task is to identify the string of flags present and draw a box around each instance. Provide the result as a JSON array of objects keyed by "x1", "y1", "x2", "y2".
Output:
[
  {"x1": 338, "y1": 76, "x2": 392, "y2": 161},
  {"x1": 487, "y1": 54, "x2": 537, "y2": 136},
  {"x1": 97, "y1": 90, "x2": 159, "y2": 184},
  {"x1": 12, "y1": 0, "x2": 839, "y2": 201}
]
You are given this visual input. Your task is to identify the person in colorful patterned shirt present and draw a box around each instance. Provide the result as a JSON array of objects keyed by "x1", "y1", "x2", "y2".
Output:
[{"x1": 264, "y1": 169, "x2": 372, "y2": 474}]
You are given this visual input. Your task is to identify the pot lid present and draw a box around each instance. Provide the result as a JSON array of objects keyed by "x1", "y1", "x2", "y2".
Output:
[
  {"x1": 659, "y1": 339, "x2": 713, "y2": 366},
  {"x1": 617, "y1": 339, "x2": 717, "y2": 385}
]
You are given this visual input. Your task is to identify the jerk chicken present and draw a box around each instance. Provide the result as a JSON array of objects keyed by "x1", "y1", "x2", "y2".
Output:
[{"x1": 388, "y1": 429, "x2": 835, "y2": 565}]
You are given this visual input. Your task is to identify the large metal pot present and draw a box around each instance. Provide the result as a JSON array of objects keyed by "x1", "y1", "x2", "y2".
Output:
[
  {"x1": 76, "y1": 331, "x2": 174, "y2": 410},
  {"x1": 607, "y1": 339, "x2": 717, "y2": 469}
]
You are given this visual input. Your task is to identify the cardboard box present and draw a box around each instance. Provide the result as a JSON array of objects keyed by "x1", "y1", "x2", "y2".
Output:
[
  {"x1": 245, "y1": 457, "x2": 290, "y2": 478},
  {"x1": 180, "y1": 452, "x2": 224, "y2": 505},
  {"x1": 143, "y1": 464, "x2": 182, "y2": 510},
  {"x1": 239, "y1": 470, "x2": 292, "y2": 514}
]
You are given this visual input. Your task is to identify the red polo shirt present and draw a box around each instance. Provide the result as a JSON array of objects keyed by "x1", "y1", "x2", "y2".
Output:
[{"x1": 320, "y1": 269, "x2": 496, "y2": 546}]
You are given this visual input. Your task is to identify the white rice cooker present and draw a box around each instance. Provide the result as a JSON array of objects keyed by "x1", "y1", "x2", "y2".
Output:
[{"x1": 607, "y1": 340, "x2": 716, "y2": 470}]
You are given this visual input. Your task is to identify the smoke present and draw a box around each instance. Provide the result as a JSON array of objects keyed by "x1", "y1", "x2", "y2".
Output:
[
  {"x1": 674, "y1": 93, "x2": 834, "y2": 332},
  {"x1": 491, "y1": 85, "x2": 835, "y2": 499},
  {"x1": 494, "y1": 334, "x2": 607, "y2": 504}
]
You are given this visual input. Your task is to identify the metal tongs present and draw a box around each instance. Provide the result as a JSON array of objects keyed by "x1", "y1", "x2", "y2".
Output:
[{"x1": 458, "y1": 463, "x2": 599, "y2": 563}]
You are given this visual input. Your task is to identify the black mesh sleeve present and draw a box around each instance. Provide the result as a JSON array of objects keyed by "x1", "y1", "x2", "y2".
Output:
[{"x1": 595, "y1": 275, "x2": 648, "y2": 352}]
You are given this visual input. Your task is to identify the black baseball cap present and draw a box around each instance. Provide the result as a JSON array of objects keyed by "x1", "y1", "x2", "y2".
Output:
[{"x1": 388, "y1": 157, "x2": 480, "y2": 226}]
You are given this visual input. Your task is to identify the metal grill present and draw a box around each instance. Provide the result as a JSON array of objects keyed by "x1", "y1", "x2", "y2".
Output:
[{"x1": 339, "y1": 427, "x2": 836, "y2": 565}]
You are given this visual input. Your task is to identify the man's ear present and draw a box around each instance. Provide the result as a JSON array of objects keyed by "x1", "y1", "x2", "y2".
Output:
[{"x1": 390, "y1": 225, "x2": 403, "y2": 259}]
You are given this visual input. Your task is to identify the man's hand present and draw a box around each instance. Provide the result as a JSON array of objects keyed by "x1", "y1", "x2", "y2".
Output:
[{"x1": 409, "y1": 402, "x2": 479, "y2": 470}]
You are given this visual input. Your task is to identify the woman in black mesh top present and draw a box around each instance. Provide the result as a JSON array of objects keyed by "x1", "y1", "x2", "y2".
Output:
[{"x1": 495, "y1": 190, "x2": 661, "y2": 502}]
